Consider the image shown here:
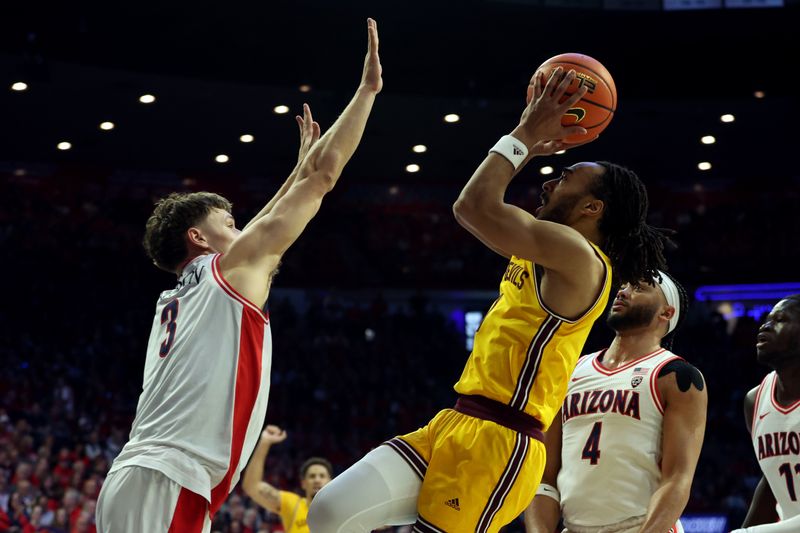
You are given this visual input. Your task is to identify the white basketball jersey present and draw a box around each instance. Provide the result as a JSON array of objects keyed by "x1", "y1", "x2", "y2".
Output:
[
  {"x1": 750, "y1": 371, "x2": 800, "y2": 520},
  {"x1": 558, "y1": 348, "x2": 681, "y2": 528},
  {"x1": 109, "y1": 254, "x2": 272, "y2": 516}
]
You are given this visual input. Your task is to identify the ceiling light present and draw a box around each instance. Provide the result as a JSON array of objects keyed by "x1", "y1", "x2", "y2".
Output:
[
  {"x1": 698, "y1": 162, "x2": 712, "y2": 171},
  {"x1": 540, "y1": 166, "x2": 554, "y2": 175},
  {"x1": 299, "y1": 84, "x2": 312, "y2": 93},
  {"x1": 215, "y1": 154, "x2": 230, "y2": 163},
  {"x1": 240, "y1": 134, "x2": 254, "y2": 143},
  {"x1": 444, "y1": 114, "x2": 460, "y2": 123},
  {"x1": 405, "y1": 164, "x2": 420, "y2": 173},
  {"x1": 720, "y1": 114, "x2": 735, "y2": 123},
  {"x1": 273, "y1": 105, "x2": 290, "y2": 114},
  {"x1": 754, "y1": 91, "x2": 765, "y2": 99},
  {"x1": 412, "y1": 145, "x2": 427, "y2": 153},
  {"x1": 701, "y1": 135, "x2": 715, "y2": 145},
  {"x1": 100, "y1": 121, "x2": 115, "y2": 131},
  {"x1": 57, "y1": 142, "x2": 72, "y2": 151},
  {"x1": 11, "y1": 82, "x2": 27, "y2": 91},
  {"x1": 139, "y1": 94, "x2": 156, "y2": 104}
]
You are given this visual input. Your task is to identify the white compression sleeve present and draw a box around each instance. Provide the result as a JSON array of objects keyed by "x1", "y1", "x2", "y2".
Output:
[{"x1": 307, "y1": 444, "x2": 422, "y2": 533}]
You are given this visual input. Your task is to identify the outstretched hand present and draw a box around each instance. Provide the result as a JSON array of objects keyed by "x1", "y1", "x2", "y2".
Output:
[
  {"x1": 514, "y1": 68, "x2": 590, "y2": 149},
  {"x1": 360, "y1": 18, "x2": 383, "y2": 94},
  {"x1": 295, "y1": 103, "x2": 321, "y2": 166}
]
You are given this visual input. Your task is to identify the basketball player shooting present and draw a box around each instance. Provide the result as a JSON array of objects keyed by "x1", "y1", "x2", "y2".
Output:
[
  {"x1": 525, "y1": 272, "x2": 707, "y2": 533},
  {"x1": 734, "y1": 295, "x2": 800, "y2": 533},
  {"x1": 95, "y1": 18, "x2": 383, "y2": 533},
  {"x1": 307, "y1": 68, "x2": 670, "y2": 532}
]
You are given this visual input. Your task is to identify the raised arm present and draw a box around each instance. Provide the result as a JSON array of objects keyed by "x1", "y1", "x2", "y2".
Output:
[
  {"x1": 638, "y1": 361, "x2": 707, "y2": 533},
  {"x1": 524, "y1": 408, "x2": 563, "y2": 533},
  {"x1": 738, "y1": 386, "x2": 780, "y2": 529},
  {"x1": 242, "y1": 425, "x2": 288, "y2": 514},
  {"x1": 220, "y1": 18, "x2": 383, "y2": 306},
  {"x1": 242, "y1": 105, "x2": 321, "y2": 231},
  {"x1": 453, "y1": 68, "x2": 599, "y2": 279}
]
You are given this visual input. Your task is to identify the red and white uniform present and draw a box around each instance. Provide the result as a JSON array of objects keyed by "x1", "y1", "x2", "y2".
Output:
[
  {"x1": 558, "y1": 349, "x2": 683, "y2": 533},
  {"x1": 750, "y1": 371, "x2": 800, "y2": 521},
  {"x1": 100, "y1": 254, "x2": 272, "y2": 528}
]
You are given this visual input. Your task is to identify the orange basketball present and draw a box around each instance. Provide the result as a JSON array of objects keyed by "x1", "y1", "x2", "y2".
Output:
[{"x1": 526, "y1": 53, "x2": 617, "y2": 145}]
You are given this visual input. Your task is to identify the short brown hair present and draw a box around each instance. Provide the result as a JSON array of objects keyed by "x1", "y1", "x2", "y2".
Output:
[
  {"x1": 300, "y1": 457, "x2": 333, "y2": 479},
  {"x1": 143, "y1": 192, "x2": 232, "y2": 273}
]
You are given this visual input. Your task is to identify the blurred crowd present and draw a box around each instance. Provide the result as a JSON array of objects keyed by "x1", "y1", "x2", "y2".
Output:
[{"x1": 1, "y1": 165, "x2": 796, "y2": 531}]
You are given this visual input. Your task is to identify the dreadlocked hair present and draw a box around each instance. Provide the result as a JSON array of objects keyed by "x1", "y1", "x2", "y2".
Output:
[
  {"x1": 656, "y1": 270, "x2": 689, "y2": 350},
  {"x1": 592, "y1": 162, "x2": 676, "y2": 285}
]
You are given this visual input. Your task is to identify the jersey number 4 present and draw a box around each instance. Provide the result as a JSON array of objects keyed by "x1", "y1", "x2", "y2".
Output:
[
  {"x1": 779, "y1": 462, "x2": 800, "y2": 501},
  {"x1": 159, "y1": 299, "x2": 180, "y2": 358},
  {"x1": 582, "y1": 422, "x2": 602, "y2": 465}
]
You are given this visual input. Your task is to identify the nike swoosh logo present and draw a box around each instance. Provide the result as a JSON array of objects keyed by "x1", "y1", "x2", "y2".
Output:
[
  {"x1": 759, "y1": 412, "x2": 770, "y2": 420},
  {"x1": 571, "y1": 376, "x2": 586, "y2": 382},
  {"x1": 565, "y1": 107, "x2": 586, "y2": 123}
]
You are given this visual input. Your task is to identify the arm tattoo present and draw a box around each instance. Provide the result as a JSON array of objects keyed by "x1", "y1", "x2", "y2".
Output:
[{"x1": 659, "y1": 359, "x2": 704, "y2": 392}]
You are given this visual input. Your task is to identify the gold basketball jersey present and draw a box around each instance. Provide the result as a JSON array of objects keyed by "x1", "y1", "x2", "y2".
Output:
[{"x1": 454, "y1": 245, "x2": 612, "y2": 431}]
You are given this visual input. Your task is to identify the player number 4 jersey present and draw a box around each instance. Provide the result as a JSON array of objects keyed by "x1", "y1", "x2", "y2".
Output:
[
  {"x1": 558, "y1": 348, "x2": 682, "y2": 528},
  {"x1": 109, "y1": 254, "x2": 272, "y2": 515}
]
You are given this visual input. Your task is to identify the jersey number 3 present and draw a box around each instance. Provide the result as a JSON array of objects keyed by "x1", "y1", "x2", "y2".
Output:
[
  {"x1": 582, "y1": 422, "x2": 602, "y2": 465},
  {"x1": 159, "y1": 299, "x2": 180, "y2": 358}
]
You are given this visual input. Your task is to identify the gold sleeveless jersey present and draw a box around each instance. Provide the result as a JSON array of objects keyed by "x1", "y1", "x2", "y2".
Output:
[{"x1": 454, "y1": 244, "x2": 612, "y2": 431}]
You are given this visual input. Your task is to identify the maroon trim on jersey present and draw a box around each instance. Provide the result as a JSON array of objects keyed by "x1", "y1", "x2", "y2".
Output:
[
  {"x1": 649, "y1": 356, "x2": 682, "y2": 415},
  {"x1": 751, "y1": 375, "x2": 769, "y2": 435},
  {"x1": 209, "y1": 306, "x2": 265, "y2": 516},
  {"x1": 167, "y1": 487, "x2": 207, "y2": 533},
  {"x1": 476, "y1": 431, "x2": 529, "y2": 532},
  {"x1": 592, "y1": 348, "x2": 667, "y2": 376},
  {"x1": 412, "y1": 516, "x2": 447, "y2": 533},
  {"x1": 769, "y1": 372, "x2": 800, "y2": 414},
  {"x1": 509, "y1": 315, "x2": 562, "y2": 411},
  {"x1": 211, "y1": 254, "x2": 270, "y2": 323},
  {"x1": 530, "y1": 245, "x2": 610, "y2": 324},
  {"x1": 382, "y1": 438, "x2": 428, "y2": 481},
  {"x1": 455, "y1": 395, "x2": 544, "y2": 442}
]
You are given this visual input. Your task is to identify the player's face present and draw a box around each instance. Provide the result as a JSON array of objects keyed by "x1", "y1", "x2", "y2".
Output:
[
  {"x1": 536, "y1": 162, "x2": 604, "y2": 225},
  {"x1": 195, "y1": 208, "x2": 241, "y2": 254},
  {"x1": 301, "y1": 464, "x2": 332, "y2": 499},
  {"x1": 757, "y1": 299, "x2": 800, "y2": 367},
  {"x1": 606, "y1": 281, "x2": 666, "y2": 333}
]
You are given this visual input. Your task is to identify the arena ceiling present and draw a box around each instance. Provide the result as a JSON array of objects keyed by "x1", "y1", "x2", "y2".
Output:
[{"x1": 1, "y1": 1, "x2": 797, "y2": 186}]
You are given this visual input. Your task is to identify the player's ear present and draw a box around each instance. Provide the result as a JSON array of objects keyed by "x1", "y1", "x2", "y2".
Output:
[
  {"x1": 661, "y1": 305, "x2": 676, "y2": 322},
  {"x1": 583, "y1": 198, "x2": 604, "y2": 218},
  {"x1": 187, "y1": 227, "x2": 208, "y2": 249}
]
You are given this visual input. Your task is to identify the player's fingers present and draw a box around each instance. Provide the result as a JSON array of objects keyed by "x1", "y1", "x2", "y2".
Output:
[
  {"x1": 542, "y1": 67, "x2": 563, "y2": 99},
  {"x1": 296, "y1": 115, "x2": 304, "y2": 132},
  {"x1": 367, "y1": 18, "x2": 378, "y2": 54},
  {"x1": 552, "y1": 69, "x2": 576, "y2": 100},
  {"x1": 562, "y1": 126, "x2": 588, "y2": 138},
  {"x1": 561, "y1": 85, "x2": 588, "y2": 110},
  {"x1": 533, "y1": 71, "x2": 544, "y2": 101},
  {"x1": 311, "y1": 122, "x2": 321, "y2": 142}
]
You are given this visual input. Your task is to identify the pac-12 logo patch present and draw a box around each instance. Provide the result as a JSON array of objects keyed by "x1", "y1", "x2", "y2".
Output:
[{"x1": 631, "y1": 367, "x2": 648, "y2": 388}]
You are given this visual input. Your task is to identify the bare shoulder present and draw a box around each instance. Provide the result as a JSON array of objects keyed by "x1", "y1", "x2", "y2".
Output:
[{"x1": 744, "y1": 385, "x2": 761, "y2": 433}]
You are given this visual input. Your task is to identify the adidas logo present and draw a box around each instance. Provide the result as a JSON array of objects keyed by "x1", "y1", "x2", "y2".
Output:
[
  {"x1": 444, "y1": 497, "x2": 460, "y2": 511},
  {"x1": 513, "y1": 145, "x2": 525, "y2": 155}
]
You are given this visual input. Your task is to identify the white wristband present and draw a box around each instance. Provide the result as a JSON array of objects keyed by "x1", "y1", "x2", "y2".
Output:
[
  {"x1": 535, "y1": 483, "x2": 560, "y2": 503},
  {"x1": 489, "y1": 135, "x2": 529, "y2": 170}
]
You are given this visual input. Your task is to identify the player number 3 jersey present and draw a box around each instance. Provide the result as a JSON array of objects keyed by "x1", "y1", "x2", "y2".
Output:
[{"x1": 109, "y1": 254, "x2": 272, "y2": 515}]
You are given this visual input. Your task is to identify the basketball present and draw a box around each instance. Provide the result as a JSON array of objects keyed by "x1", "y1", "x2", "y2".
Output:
[{"x1": 526, "y1": 53, "x2": 617, "y2": 144}]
